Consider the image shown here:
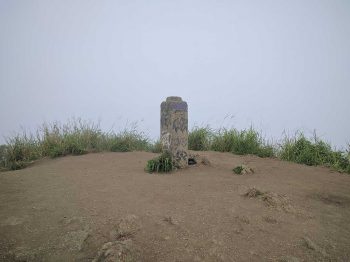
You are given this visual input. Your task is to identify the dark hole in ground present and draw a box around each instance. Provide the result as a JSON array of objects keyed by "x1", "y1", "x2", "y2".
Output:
[{"x1": 188, "y1": 158, "x2": 197, "y2": 165}]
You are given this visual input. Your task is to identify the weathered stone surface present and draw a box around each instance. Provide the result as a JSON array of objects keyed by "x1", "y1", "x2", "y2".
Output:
[{"x1": 160, "y1": 96, "x2": 188, "y2": 168}]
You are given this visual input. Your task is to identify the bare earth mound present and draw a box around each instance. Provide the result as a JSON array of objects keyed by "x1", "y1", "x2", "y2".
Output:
[{"x1": 1, "y1": 151, "x2": 350, "y2": 261}]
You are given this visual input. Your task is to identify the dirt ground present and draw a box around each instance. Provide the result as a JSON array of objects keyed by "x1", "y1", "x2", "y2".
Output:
[{"x1": 0, "y1": 151, "x2": 350, "y2": 262}]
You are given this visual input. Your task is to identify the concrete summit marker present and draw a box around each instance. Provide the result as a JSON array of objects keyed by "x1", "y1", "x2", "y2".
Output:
[{"x1": 160, "y1": 96, "x2": 188, "y2": 168}]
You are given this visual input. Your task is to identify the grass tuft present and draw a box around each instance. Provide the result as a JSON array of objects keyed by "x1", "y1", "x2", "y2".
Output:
[
  {"x1": 232, "y1": 164, "x2": 254, "y2": 175},
  {"x1": 146, "y1": 152, "x2": 173, "y2": 173},
  {"x1": 233, "y1": 165, "x2": 244, "y2": 175}
]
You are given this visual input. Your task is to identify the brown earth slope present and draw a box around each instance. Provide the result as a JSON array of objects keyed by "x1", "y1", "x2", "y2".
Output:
[{"x1": 0, "y1": 151, "x2": 350, "y2": 262}]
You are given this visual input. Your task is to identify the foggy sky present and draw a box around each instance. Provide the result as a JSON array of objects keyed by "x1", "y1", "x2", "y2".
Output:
[{"x1": 0, "y1": 0, "x2": 349, "y2": 148}]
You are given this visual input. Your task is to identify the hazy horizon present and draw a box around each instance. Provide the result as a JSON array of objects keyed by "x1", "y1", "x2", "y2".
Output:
[{"x1": 1, "y1": 0, "x2": 349, "y2": 149}]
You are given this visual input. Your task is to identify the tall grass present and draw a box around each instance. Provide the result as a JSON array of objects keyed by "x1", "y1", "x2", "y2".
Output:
[
  {"x1": 108, "y1": 130, "x2": 150, "y2": 153},
  {"x1": 211, "y1": 128, "x2": 274, "y2": 157},
  {"x1": 188, "y1": 126, "x2": 274, "y2": 158},
  {"x1": 0, "y1": 119, "x2": 152, "y2": 170},
  {"x1": 1, "y1": 120, "x2": 349, "y2": 174},
  {"x1": 40, "y1": 120, "x2": 102, "y2": 157},
  {"x1": 148, "y1": 140, "x2": 163, "y2": 153},
  {"x1": 188, "y1": 127, "x2": 212, "y2": 151},
  {"x1": 188, "y1": 126, "x2": 349, "y2": 174},
  {"x1": 279, "y1": 133, "x2": 350, "y2": 173},
  {"x1": 2, "y1": 133, "x2": 42, "y2": 170}
]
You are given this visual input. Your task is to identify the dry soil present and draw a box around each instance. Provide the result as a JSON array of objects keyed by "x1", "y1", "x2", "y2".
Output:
[{"x1": 1, "y1": 151, "x2": 350, "y2": 262}]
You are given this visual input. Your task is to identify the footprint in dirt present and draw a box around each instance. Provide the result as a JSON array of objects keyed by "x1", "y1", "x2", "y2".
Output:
[{"x1": 312, "y1": 192, "x2": 350, "y2": 207}]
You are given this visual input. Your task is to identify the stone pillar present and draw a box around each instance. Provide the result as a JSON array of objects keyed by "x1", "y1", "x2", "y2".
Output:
[{"x1": 160, "y1": 96, "x2": 188, "y2": 168}]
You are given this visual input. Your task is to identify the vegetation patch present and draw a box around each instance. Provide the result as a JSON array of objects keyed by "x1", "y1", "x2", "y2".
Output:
[
  {"x1": 233, "y1": 164, "x2": 254, "y2": 175},
  {"x1": 188, "y1": 126, "x2": 274, "y2": 157},
  {"x1": 108, "y1": 131, "x2": 149, "y2": 153},
  {"x1": 145, "y1": 152, "x2": 173, "y2": 173},
  {"x1": 279, "y1": 133, "x2": 350, "y2": 173},
  {"x1": 148, "y1": 140, "x2": 162, "y2": 153},
  {"x1": 211, "y1": 128, "x2": 274, "y2": 157},
  {"x1": 188, "y1": 126, "x2": 212, "y2": 151},
  {"x1": 188, "y1": 127, "x2": 350, "y2": 174},
  {"x1": 1, "y1": 120, "x2": 349, "y2": 174},
  {"x1": 0, "y1": 119, "x2": 152, "y2": 171},
  {"x1": 0, "y1": 145, "x2": 8, "y2": 171},
  {"x1": 3, "y1": 135, "x2": 41, "y2": 170}
]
